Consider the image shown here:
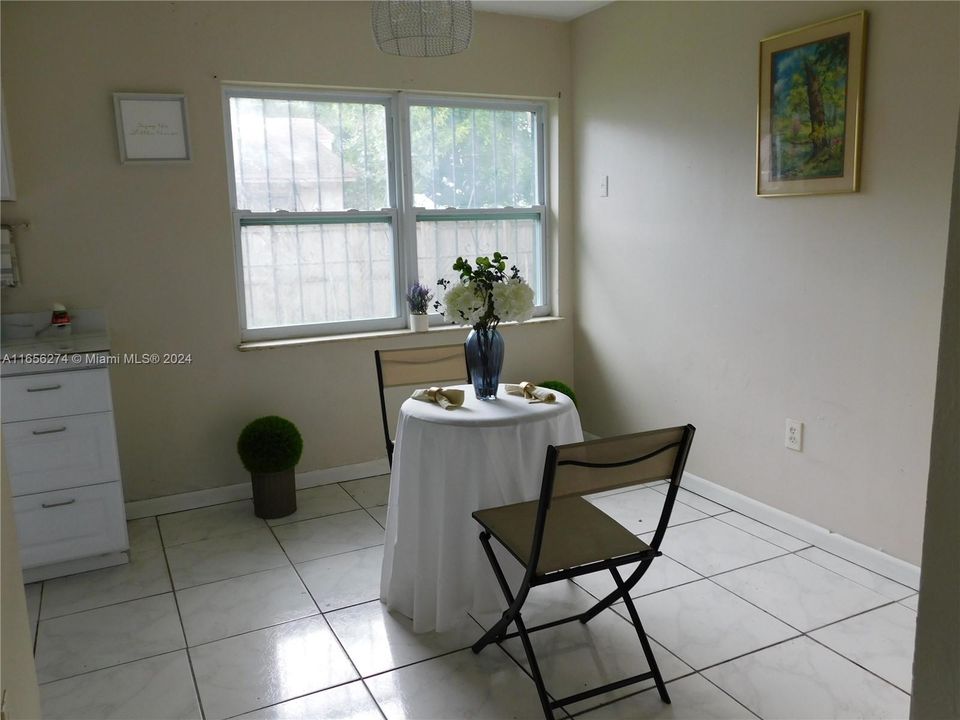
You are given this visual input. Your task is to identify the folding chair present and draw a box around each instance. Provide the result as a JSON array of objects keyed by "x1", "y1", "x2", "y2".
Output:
[
  {"x1": 374, "y1": 344, "x2": 471, "y2": 467},
  {"x1": 471, "y1": 424, "x2": 696, "y2": 719}
]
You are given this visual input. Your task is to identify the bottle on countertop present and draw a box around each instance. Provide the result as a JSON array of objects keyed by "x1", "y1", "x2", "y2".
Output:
[
  {"x1": 36, "y1": 303, "x2": 72, "y2": 338},
  {"x1": 51, "y1": 303, "x2": 71, "y2": 327}
]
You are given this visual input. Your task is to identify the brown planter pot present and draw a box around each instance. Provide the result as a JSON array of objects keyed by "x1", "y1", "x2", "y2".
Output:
[{"x1": 251, "y1": 468, "x2": 297, "y2": 519}]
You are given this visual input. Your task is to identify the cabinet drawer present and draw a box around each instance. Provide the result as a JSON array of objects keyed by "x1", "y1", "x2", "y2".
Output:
[
  {"x1": 2, "y1": 368, "x2": 113, "y2": 422},
  {"x1": 13, "y1": 482, "x2": 129, "y2": 569},
  {"x1": 3, "y1": 412, "x2": 121, "y2": 495}
]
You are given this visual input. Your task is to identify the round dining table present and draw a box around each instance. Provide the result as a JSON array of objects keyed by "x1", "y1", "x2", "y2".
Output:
[{"x1": 379, "y1": 384, "x2": 583, "y2": 633}]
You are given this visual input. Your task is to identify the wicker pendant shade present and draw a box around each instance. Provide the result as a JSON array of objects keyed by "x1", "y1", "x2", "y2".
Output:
[{"x1": 372, "y1": 1, "x2": 473, "y2": 57}]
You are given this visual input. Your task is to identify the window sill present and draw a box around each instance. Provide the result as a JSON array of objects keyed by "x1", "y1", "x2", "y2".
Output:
[{"x1": 236, "y1": 316, "x2": 566, "y2": 352}]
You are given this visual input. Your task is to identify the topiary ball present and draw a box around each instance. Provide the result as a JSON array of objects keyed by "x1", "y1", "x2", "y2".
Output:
[
  {"x1": 237, "y1": 416, "x2": 303, "y2": 473},
  {"x1": 539, "y1": 380, "x2": 577, "y2": 408}
]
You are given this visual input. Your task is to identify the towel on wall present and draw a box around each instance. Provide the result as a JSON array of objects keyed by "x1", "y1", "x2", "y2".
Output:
[{"x1": 1, "y1": 226, "x2": 19, "y2": 287}]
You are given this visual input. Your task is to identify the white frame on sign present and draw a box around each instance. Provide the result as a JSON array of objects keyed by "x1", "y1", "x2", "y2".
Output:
[
  {"x1": 1, "y1": 91, "x2": 16, "y2": 200},
  {"x1": 113, "y1": 92, "x2": 191, "y2": 163}
]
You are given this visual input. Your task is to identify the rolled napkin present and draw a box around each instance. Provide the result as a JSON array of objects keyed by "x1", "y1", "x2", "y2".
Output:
[
  {"x1": 505, "y1": 381, "x2": 557, "y2": 404},
  {"x1": 411, "y1": 386, "x2": 465, "y2": 410}
]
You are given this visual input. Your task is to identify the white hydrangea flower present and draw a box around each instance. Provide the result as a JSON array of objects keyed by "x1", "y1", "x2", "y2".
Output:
[
  {"x1": 492, "y1": 279, "x2": 535, "y2": 323},
  {"x1": 441, "y1": 282, "x2": 486, "y2": 326},
  {"x1": 438, "y1": 265, "x2": 534, "y2": 328}
]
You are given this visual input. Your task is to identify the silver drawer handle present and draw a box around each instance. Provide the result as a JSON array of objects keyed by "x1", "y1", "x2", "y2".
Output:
[
  {"x1": 32, "y1": 427, "x2": 67, "y2": 435},
  {"x1": 26, "y1": 384, "x2": 62, "y2": 393},
  {"x1": 41, "y1": 499, "x2": 76, "y2": 509}
]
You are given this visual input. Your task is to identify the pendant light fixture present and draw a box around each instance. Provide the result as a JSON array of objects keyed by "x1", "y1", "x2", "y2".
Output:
[{"x1": 372, "y1": 1, "x2": 473, "y2": 57}]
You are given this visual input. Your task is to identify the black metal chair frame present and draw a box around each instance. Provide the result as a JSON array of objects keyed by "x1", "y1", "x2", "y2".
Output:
[
  {"x1": 471, "y1": 425, "x2": 696, "y2": 719},
  {"x1": 374, "y1": 345, "x2": 471, "y2": 467}
]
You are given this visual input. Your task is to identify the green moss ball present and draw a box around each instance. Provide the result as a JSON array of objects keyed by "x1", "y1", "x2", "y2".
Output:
[{"x1": 237, "y1": 416, "x2": 303, "y2": 473}]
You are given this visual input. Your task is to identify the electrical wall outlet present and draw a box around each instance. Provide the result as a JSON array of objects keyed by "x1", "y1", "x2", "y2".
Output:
[{"x1": 785, "y1": 419, "x2": 803, "y2": 451}]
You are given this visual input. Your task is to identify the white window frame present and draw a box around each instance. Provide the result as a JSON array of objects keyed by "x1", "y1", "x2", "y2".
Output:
[
  {"x1": 223, "y1": 86, "x2": 550, "y2": 342},
  {"x1": 400, "y1": 94, "x2": 550, "y2": 324}
]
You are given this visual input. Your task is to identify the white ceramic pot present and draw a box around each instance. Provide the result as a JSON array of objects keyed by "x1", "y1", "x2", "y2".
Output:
[{"x1": 409, "y1": 313, "x2": 430, "y2": 333}]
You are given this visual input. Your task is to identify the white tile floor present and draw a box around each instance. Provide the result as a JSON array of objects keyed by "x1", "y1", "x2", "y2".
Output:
[{"x1": 26, "y1": 474, "x2": 917, "y2": 720}]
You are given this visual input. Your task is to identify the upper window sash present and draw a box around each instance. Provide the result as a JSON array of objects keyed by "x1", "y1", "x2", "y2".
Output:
[
  {"x1": 222, "y1": 87, "x2": 399, "y2": 214},
  {"x1": 399, "y1": 93, "x2": 549, "y2": 212}
]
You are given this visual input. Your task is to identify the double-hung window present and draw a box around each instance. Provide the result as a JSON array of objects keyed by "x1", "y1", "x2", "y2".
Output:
[{"x1": 224, "y1": 87, "x2": 548, "y2": 342}]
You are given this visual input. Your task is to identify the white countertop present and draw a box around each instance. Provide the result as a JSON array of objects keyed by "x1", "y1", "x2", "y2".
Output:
[
  {"x1": 1, "y1": 332, "x2": 112, "y2": 376},
  {"x1": 1, "y1": 309, "x2": 111, "y2": 377}
]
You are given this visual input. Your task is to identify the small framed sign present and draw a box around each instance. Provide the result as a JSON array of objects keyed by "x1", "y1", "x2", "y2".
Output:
[{"x1": 113, "y1": 93, "x2": 191, "y2": 163}]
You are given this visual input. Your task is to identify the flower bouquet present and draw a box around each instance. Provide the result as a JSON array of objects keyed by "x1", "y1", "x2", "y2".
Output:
[{"x1": 435, "y1": 252, "x2": 535, "y2": 399}]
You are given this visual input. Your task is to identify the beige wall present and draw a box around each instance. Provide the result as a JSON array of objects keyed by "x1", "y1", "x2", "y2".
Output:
[
  {"x1": 0, "y1": 451, "x2": 42, "y2": 720},
  {"x1": 910, "y1": 115, "x2": 959, "y2": 719},
  {"x1": 572, "y1": 2, "x2": 958, "y2": 563},
  {"x1": 0, "y1": 2, "x2": 575, "y2": 501}
]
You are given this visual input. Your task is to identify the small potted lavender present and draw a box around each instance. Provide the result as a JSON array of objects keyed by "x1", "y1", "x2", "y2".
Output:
[{"x1": 406, "y1": 282, "x2": 433, "y2": 333}]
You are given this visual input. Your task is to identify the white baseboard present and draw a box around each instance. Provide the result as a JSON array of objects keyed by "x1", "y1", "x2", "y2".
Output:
[
  {"x1": 125, "y1": 458, "x2": 390, "y2": 520},
  {"x1": 122, "y1": 450, "x2": 920, "y2": 591},
  {"x1": 682, "y1": 471, "x2": 921, "y2": 590}
]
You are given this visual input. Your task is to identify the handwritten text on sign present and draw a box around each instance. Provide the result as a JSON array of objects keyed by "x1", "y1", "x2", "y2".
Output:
[
  {"x1": 129, "y1": 122, "x2": 180, "y2": 137},
  {"x1": 118, "y1": 97, "x2": 189, "y2": 160}
]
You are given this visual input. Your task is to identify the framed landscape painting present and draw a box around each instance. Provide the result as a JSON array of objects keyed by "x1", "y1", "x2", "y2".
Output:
[{"x1": 757, "y1": 12, "x2": 867, "y2": 197}]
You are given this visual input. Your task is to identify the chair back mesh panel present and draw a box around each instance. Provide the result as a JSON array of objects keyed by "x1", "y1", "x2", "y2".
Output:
[
  {"x1": 377, "y1": 345, "x2": 469, "y2": 388},
  {"x1": 552, "y1": 426, "x2": 687, "y2": 499}
]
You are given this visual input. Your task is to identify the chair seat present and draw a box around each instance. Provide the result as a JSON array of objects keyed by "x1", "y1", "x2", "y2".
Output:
[{"x1": 473, "y1": 495, "x2": 651, "y2": 575}]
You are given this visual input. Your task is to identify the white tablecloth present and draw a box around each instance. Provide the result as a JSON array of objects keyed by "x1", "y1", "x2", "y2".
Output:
[{"x1": 380, "y1": 384, "x2": 583, "y2": 632}]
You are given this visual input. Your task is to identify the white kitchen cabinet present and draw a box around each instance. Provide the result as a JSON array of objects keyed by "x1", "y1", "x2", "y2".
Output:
[
  {"x1": 1, "y1": 312, "x2": 128, "y2": 581},
  {"x1": 3, "y1": 368, "x2": 114, "y2": 421},
  {"x1": 4, "y1": 411, "x2": 121, "y2": 496},
  {"x1": 12, "y1": 482, "x2": 127, "y2": 568}
]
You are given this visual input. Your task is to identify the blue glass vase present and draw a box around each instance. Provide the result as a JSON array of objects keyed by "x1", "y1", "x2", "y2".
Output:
[{"x1": 466, "y1": 327, "x2": 504, "y2": 400}]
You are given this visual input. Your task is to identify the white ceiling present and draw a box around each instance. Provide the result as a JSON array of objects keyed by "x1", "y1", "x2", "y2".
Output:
[{"x1": 472, "y1": 1, "x2": 612, "y2": 22}]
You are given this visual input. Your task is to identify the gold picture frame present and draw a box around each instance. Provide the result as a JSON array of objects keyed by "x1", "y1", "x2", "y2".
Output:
[{"x1": 757, "y1": 11, "x2": 867, "y2": 197}]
